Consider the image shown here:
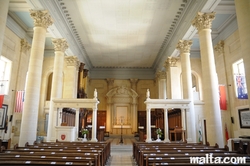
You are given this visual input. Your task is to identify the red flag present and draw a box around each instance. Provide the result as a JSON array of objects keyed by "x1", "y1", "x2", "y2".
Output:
[
  {"x1": 219, "y1": 85, "x2": 227, "y2": 110},
  {"x1": 225, "y1": 123, "x2": 229, "y2": 141},
  {"x1": 14, "y1": 91, "x2": 25, "y2": 113},
  {"x1": 0, "y1": 95, "x2": 4, "y2": 108}
]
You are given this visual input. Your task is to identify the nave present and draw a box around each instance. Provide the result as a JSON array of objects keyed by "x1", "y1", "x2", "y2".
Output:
[
  {"x1": 0, "y1": 135, "x2": 250, "y2": 166},
  {"x1": 105, "y1": 135, "x2": 137, "y2": 166}
]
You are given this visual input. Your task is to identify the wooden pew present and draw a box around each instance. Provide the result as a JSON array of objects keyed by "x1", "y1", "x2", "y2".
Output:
[
  {"x1": 0, "y1": 154, "x2": 97, "y2": 165},
  {"x1": 1, "y1": 140, "x2": 112, "y2": 166},
  {"x1": 32, "y1": 140, "x2": 111, "y2": 164},
  {"x1": 132, "y1": 141, "x2": 250, "y2": 166}
]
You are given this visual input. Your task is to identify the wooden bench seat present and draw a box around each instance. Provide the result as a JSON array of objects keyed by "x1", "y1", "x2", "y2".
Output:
[
  {"x1": 3, "y1": 149, "x2": 102, "y2": 166},
  {"x1": 0, "y1": 160, "x2": 94, "y2": 165},
  {"x1": 132, "y1": 141, "x2": 250, "y2": 166},
  {"x1": 0, "y1": 154, "x2": 97, "y2": 165},
  {"x1": 146, "y1": 154, "x2": 250, "y2": 166}
]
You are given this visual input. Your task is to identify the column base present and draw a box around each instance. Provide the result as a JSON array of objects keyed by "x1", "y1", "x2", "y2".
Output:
[
  {"x1": 90, "y1": 138, "x2": 98, "y2": 142},
  {"x1": 164, "y1": 138, "x2": 170, "y2": 142},
  {"x1": 145, "y1": 138, "x2": 152, "y2": 142}
]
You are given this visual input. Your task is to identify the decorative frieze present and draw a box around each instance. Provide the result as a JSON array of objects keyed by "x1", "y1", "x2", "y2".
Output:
[
  {"x1": 192, "y1": 12, "x2": 215, "y2": 31},
  {"x1": 214, "y1": 40, "x2": 224, "y2": 55},
  {"x1": 30, "y1": 10, "x2": 53, "y2": 29},
  {"x1": 20, "y1": 39, "x2": 31, "y2": 53},
  {"x1": 176, "y1": 40, "x2": 192, "y2": 53},
  {"x1": 52, "y1": 38, "x2": 68, "y2": 52},
  {"x1": 65, "y1": 56, "x2": 80, "y2": 68}
]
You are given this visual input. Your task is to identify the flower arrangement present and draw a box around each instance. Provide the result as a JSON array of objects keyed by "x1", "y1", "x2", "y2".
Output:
[
  {"x1": 81, "y1": 128, "x2": 89, "y2": 136},
  {"x1": 156, "y1": 128, "x2": 162, "y2": 136}
]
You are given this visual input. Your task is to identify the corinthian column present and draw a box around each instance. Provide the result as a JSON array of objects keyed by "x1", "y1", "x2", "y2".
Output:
[
  {"x1": 165, "y1": 57, "x2": 181, "y2": 99},
  {"x1": 47, "y1": 38, "x2": 68, "y2": 141},
  {"x1": 176, "y1": 40, "x2": 196, "y2": 142},
  {"x1": 19, "y1": 10, "x2": 53, "y2": 146},
  {"x1": 156, "y1": 71, "x2": 167, "y2": 99},
  {"x1": 192, "y1": 12, "x2": 223, "y2": 147},
  {"x1": 234, "y1": 0, "x2": 250, "y2": 105},
  {"x1": 63, "y1": 56, "x2": 80, "y2": 98}
]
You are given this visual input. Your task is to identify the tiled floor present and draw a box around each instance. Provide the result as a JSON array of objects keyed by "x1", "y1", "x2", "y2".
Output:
[{"x1": 105, "y1": 135, "x2": 138, "y2": 166}]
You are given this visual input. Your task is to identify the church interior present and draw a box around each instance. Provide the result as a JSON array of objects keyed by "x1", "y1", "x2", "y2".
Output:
[{"x1": 0, "y1": 0, "x2": 250, "y2": 165}]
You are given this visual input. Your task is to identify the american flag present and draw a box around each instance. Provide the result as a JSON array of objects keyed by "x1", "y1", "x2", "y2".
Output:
[{"x1": 14, "y1": 90, "x2": 25, "y2": 113}]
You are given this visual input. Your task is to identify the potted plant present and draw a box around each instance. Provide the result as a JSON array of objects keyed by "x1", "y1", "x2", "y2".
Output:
[
  {"x1": 156, "y1": 128, "x2": 162, "y2": 141},
  {"x1": 81, "y1": 128, "x2": 89, "y2": 141}
]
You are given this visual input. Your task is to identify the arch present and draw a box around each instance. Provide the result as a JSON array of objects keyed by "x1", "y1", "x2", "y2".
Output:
[
  {"x1": 106, "y1": 86, "x2": 139, "y2": 134},
  {"x1": 191, "y1": 70, "x2": 203, "y2": 100}
]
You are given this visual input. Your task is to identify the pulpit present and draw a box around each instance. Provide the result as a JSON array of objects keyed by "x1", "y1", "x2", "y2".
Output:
[{"x1": 55, "y1": 126, "x2": 76, "y2": 141}]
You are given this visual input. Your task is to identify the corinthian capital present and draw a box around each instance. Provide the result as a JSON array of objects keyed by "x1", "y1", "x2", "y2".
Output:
[
  {"x1": 156, "y1": 71, "x2": 166, "y2": 79},
  {"x1": 214, "y1": 40, "x2": 224, "y2": 55},
  {"x1": 165, "y1": 57, "x2": 179, "y2": 68},
  {"x1": 65, "y1": 56, "x2": 80, "y2": 68},
  {"x1": 20, "y1": 39, "x2": 31, "y2": 53},
  {"x1": 52, "y1": 38, "x2": 69, "y2": 52},
  {"x1": 30, "y1": 10, "x2": 53, "y2": 29},
  {"x1": 176, "y1": 40, "x2": 193, "y2": 53},
  {"x1": 192, "y1": 12, "x2": 215, "y2": 31}
]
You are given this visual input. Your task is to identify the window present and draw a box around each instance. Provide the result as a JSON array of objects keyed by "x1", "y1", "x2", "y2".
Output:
[
  {"x1": 0, "y1": 56, "x2": 12, "y2": 95},
  {"x1": 233, "y1": 59, "x2": 248, "y2": 99}
]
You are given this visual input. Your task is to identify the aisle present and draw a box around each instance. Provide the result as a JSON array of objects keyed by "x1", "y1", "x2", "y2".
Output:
[{"x1": 105, "y1": 135, "x2": 138, "y2": 166}]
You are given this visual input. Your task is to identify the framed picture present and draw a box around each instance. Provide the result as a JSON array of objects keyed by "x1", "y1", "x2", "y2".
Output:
[
  {"x1": 238, "y1": 108, "x2": 250, "y2": 128},
  {"x1": 0, "y1": 104, "x2": 8, "y2": 130}
]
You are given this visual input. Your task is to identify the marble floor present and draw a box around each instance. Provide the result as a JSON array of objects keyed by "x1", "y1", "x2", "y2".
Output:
[{"x1": 105, "y1": 135, "x2": 138, "y2": 166}]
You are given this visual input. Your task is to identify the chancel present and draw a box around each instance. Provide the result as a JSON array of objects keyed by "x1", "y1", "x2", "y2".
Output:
[{"x1": 0, "y1": 0, "x2": 250, "y2": 165}]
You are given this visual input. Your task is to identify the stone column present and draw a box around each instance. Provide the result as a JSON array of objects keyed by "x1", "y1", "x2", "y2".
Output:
[
  {"x1": 145, "y1": 107, "x2": 152, "y2": 142},
  {"x1": 19, "y1": 10, "x2": 53, "y2": 146},
  {"x1": 176, "y1": 40, "x2": 196, "y2": 142},
  {"x1": 0, "y1": 0, "x2": 9, "y2": 53},
  {"x1": 192, "y1": 12, "x2": 223, "y2": 147},
  {"x1": 156, "y1": 71, "x2": 167, "y2": 99},
  {"x1": 165, "y1": 57, "x2": 181, "y2": 99},
  {"x1": 164, "y1": 108, "x2": 170, "y2": 142},
  {"x1": 130, "y1": 78, "x2": 138, "y2": 132},
  {"x1": 234, "y1": 0, "x2": 250, "y2": 105},
  {"x1": 106, "y1": 78, "x2": 114, "y2": 133},
  {"x1": 47, "y1": 38, "x2": 68, "y2": 141},
  {"x1": 91, "y1": 89, "x2": 98, "y2": 142},
  {"x1": 63, "y1": 56, "x2": 80, "y2": 98},
  {"x1": 20, "y1": 39, "x2": 31, "y2": 87}
]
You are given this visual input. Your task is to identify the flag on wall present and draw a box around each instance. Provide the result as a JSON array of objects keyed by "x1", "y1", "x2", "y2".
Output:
[
  {"x1": 219, "y1": 85, "x2": 227, "y2": 110},
  {"x1": 235, "y1": 75, "x2": 248, "y2": 99},
  {"x1": 14, "y1": 90, "x2": 25, "y2": 113},
  {"x1": 225, "y1": 123, "x2": 229, "y2": 141},
  {"x1": 0, "y1": 95, "x2": 4, "y2": 108}
]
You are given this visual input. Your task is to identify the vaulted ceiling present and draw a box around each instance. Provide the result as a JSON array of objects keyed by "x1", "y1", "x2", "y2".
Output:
[{"x1": 8, "y1": 0, "x2": 236, "y2": 79}]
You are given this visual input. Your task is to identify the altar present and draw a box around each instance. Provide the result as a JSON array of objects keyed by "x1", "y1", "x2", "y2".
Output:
[{"x1": 55, "y1": 126, "x2": 76, "y2": 141}]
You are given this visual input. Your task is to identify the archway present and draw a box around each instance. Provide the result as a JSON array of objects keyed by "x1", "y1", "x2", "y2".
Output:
[{"x1": 106, "y1": 86, "x2": 138, "y2": 135}]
